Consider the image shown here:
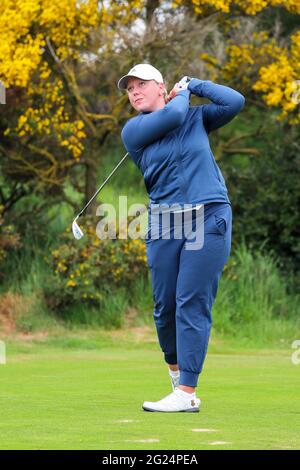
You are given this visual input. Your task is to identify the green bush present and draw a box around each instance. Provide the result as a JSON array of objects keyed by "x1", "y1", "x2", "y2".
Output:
[
  {"x1": 213, "y1": 241, "x2": 300, "y2": 336},
  {"x1": 0, "y1": 204, "x2": 21, "y2": 266},
  {"x1": 59, "y1": 288, "x2": 129, "y2": 329},
  {"x1": 45, "y1": 216, "x2": 148, "y2": 312},
  {"x1": 222, "y1": 116, "x2": 300, "y2": 291}
]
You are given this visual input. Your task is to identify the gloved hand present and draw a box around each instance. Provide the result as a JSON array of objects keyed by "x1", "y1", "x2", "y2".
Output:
[
  {"x1": 167, "y1": 76, "x2": 192, "y2": 101},
  {"x1": 176, "y1": 76, "x2": 192, "y2": 90}
]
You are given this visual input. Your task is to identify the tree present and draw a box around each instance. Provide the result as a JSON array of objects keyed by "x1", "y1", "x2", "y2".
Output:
[
  {"x1": 0, "y1": 0, "x2": 143, "y2": 215},
  {"x1": 172, "y1": 0, "x2": 300, "y2": 124},
  {"x1": 0, "y1": 0, "x2": 299, "y2": 217}
]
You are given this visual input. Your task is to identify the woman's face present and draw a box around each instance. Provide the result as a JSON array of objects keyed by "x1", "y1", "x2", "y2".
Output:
[{"x1": 126, "y1": 77, "x2": 166, "y2": 112}]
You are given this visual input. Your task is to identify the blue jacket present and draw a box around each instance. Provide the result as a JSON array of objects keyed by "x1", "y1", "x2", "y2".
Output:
[{"x1": 121, "y1": 78, "x2": 245, "y2": 207}]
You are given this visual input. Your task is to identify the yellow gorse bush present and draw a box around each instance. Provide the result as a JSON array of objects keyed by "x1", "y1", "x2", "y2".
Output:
[
  {"x1": 0, "y1": 0, "x2": 146, "y2": 160},
  {"x1": 0, "y1": 0, "x2": 298, "y2": 158},
  {"x1": 0, "y1": 0, "x2": 99, "y2": 159},
  {"x1": 173, "y1": 0, "x2": 300, "y2": 15},
  {"x1": 0, "y1": 0, "x2": 99, "y2": 85},
  {"x1": 222, "y1": 31, "x2": 300, "y2": 125},
  {"x1": 174, "y1": 1, "x2": 299, "y2": 124},
  {"x1": 251, "y1": 31, "x2": 300, "y2": 124}
]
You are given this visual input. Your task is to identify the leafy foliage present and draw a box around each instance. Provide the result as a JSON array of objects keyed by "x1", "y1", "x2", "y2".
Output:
[
  {"x1": 45, "y1": 216, "x2": 148, "y2": 311},
  {"x1": 0, "y1": 205, "x2": 21, "y2": 265}
]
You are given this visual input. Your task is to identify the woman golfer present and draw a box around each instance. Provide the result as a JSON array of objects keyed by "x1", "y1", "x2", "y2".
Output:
[{"x1": 118, "y1": 64, "x2": 245, "y2": 412}]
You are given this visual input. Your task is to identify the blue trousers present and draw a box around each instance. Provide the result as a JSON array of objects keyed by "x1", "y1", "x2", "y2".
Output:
[{"x1": 145, "y1": 202, "x2": 232, "y2": 387}]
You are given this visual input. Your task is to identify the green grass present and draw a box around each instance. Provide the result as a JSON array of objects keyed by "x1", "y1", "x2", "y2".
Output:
[{"x1": 0, "y1": 329, "x2": 299, "y2": 450}]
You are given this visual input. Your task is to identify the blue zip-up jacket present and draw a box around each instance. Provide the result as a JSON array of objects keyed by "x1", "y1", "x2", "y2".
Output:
[{"x1": 121, "y1": 78, "x2": 245, "y2": 207}]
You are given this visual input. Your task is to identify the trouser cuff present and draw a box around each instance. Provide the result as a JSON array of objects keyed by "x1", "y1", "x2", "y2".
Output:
[
  {"x1": 179, "y1": 370, "x2": 199, "y2": 387},
  {"x1": 164, "y1": 353, "x2": 177, "y2": 365}
]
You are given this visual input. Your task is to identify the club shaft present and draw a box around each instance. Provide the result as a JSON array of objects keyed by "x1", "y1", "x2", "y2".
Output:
[{"x1": 78, "y1": 152, "x2": 129, "y2": 217}]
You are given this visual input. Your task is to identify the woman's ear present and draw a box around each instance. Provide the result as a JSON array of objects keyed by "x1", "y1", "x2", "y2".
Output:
[
  {"x1": 159, "y1": 83, "x2": 168, "y2": 102},
  {"x1": 157, "y1": 82, "x2": 165, "y2": 93}
]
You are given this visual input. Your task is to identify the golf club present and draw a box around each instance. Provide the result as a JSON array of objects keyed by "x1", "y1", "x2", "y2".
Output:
[{"x1": 72, "y1": 152, "x2": 129, "y2": 239}]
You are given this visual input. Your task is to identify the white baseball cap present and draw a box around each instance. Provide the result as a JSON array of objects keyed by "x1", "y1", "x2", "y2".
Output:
[{"x1": 117, "y1": 64, "x2": 164, "y2": 90}]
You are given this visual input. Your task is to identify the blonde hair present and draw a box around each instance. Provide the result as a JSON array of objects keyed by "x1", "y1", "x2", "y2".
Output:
[
  {"x1": 163, "y1": 87, "x2": 168, "y2": 103},
  {"x1": 154, "y1": 80, "x2": 168, "y2": 103}
]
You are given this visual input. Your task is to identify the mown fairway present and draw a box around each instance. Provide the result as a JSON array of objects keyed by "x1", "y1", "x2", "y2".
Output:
[{"x1": 0, "y1": 331, "x2": 299, "y2": 450}]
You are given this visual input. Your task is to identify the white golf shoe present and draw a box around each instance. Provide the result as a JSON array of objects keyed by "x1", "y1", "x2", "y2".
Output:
[{"x1": 142, "y1": 388, "x2": 201, "y2": 413}]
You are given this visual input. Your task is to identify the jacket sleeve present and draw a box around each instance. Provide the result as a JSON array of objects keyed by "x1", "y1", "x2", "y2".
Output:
[
  {"x1": 121, "y1": 89, "x2": 191, "y2": 152},
  {"x1": 187, "y1": 79, "x2": 245, "y2": 134}
]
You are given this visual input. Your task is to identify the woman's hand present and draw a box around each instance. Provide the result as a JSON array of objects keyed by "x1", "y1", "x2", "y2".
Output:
[
  {"x1": 167, "y1": 83, "x2": 182, "y2": 102},
  {"x1": 167, "y1": 77, "x2": 192, "y2": 101}
]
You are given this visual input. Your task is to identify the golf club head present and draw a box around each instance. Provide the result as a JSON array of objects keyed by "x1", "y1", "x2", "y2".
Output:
[{"x1": 72, "y1": 217, "x2": 84, "y2": 240}]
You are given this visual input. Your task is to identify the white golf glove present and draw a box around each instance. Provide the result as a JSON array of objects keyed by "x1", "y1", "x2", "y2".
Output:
[{"x1": 176, "y1": 76, "x2": 192, "y2": 90}]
